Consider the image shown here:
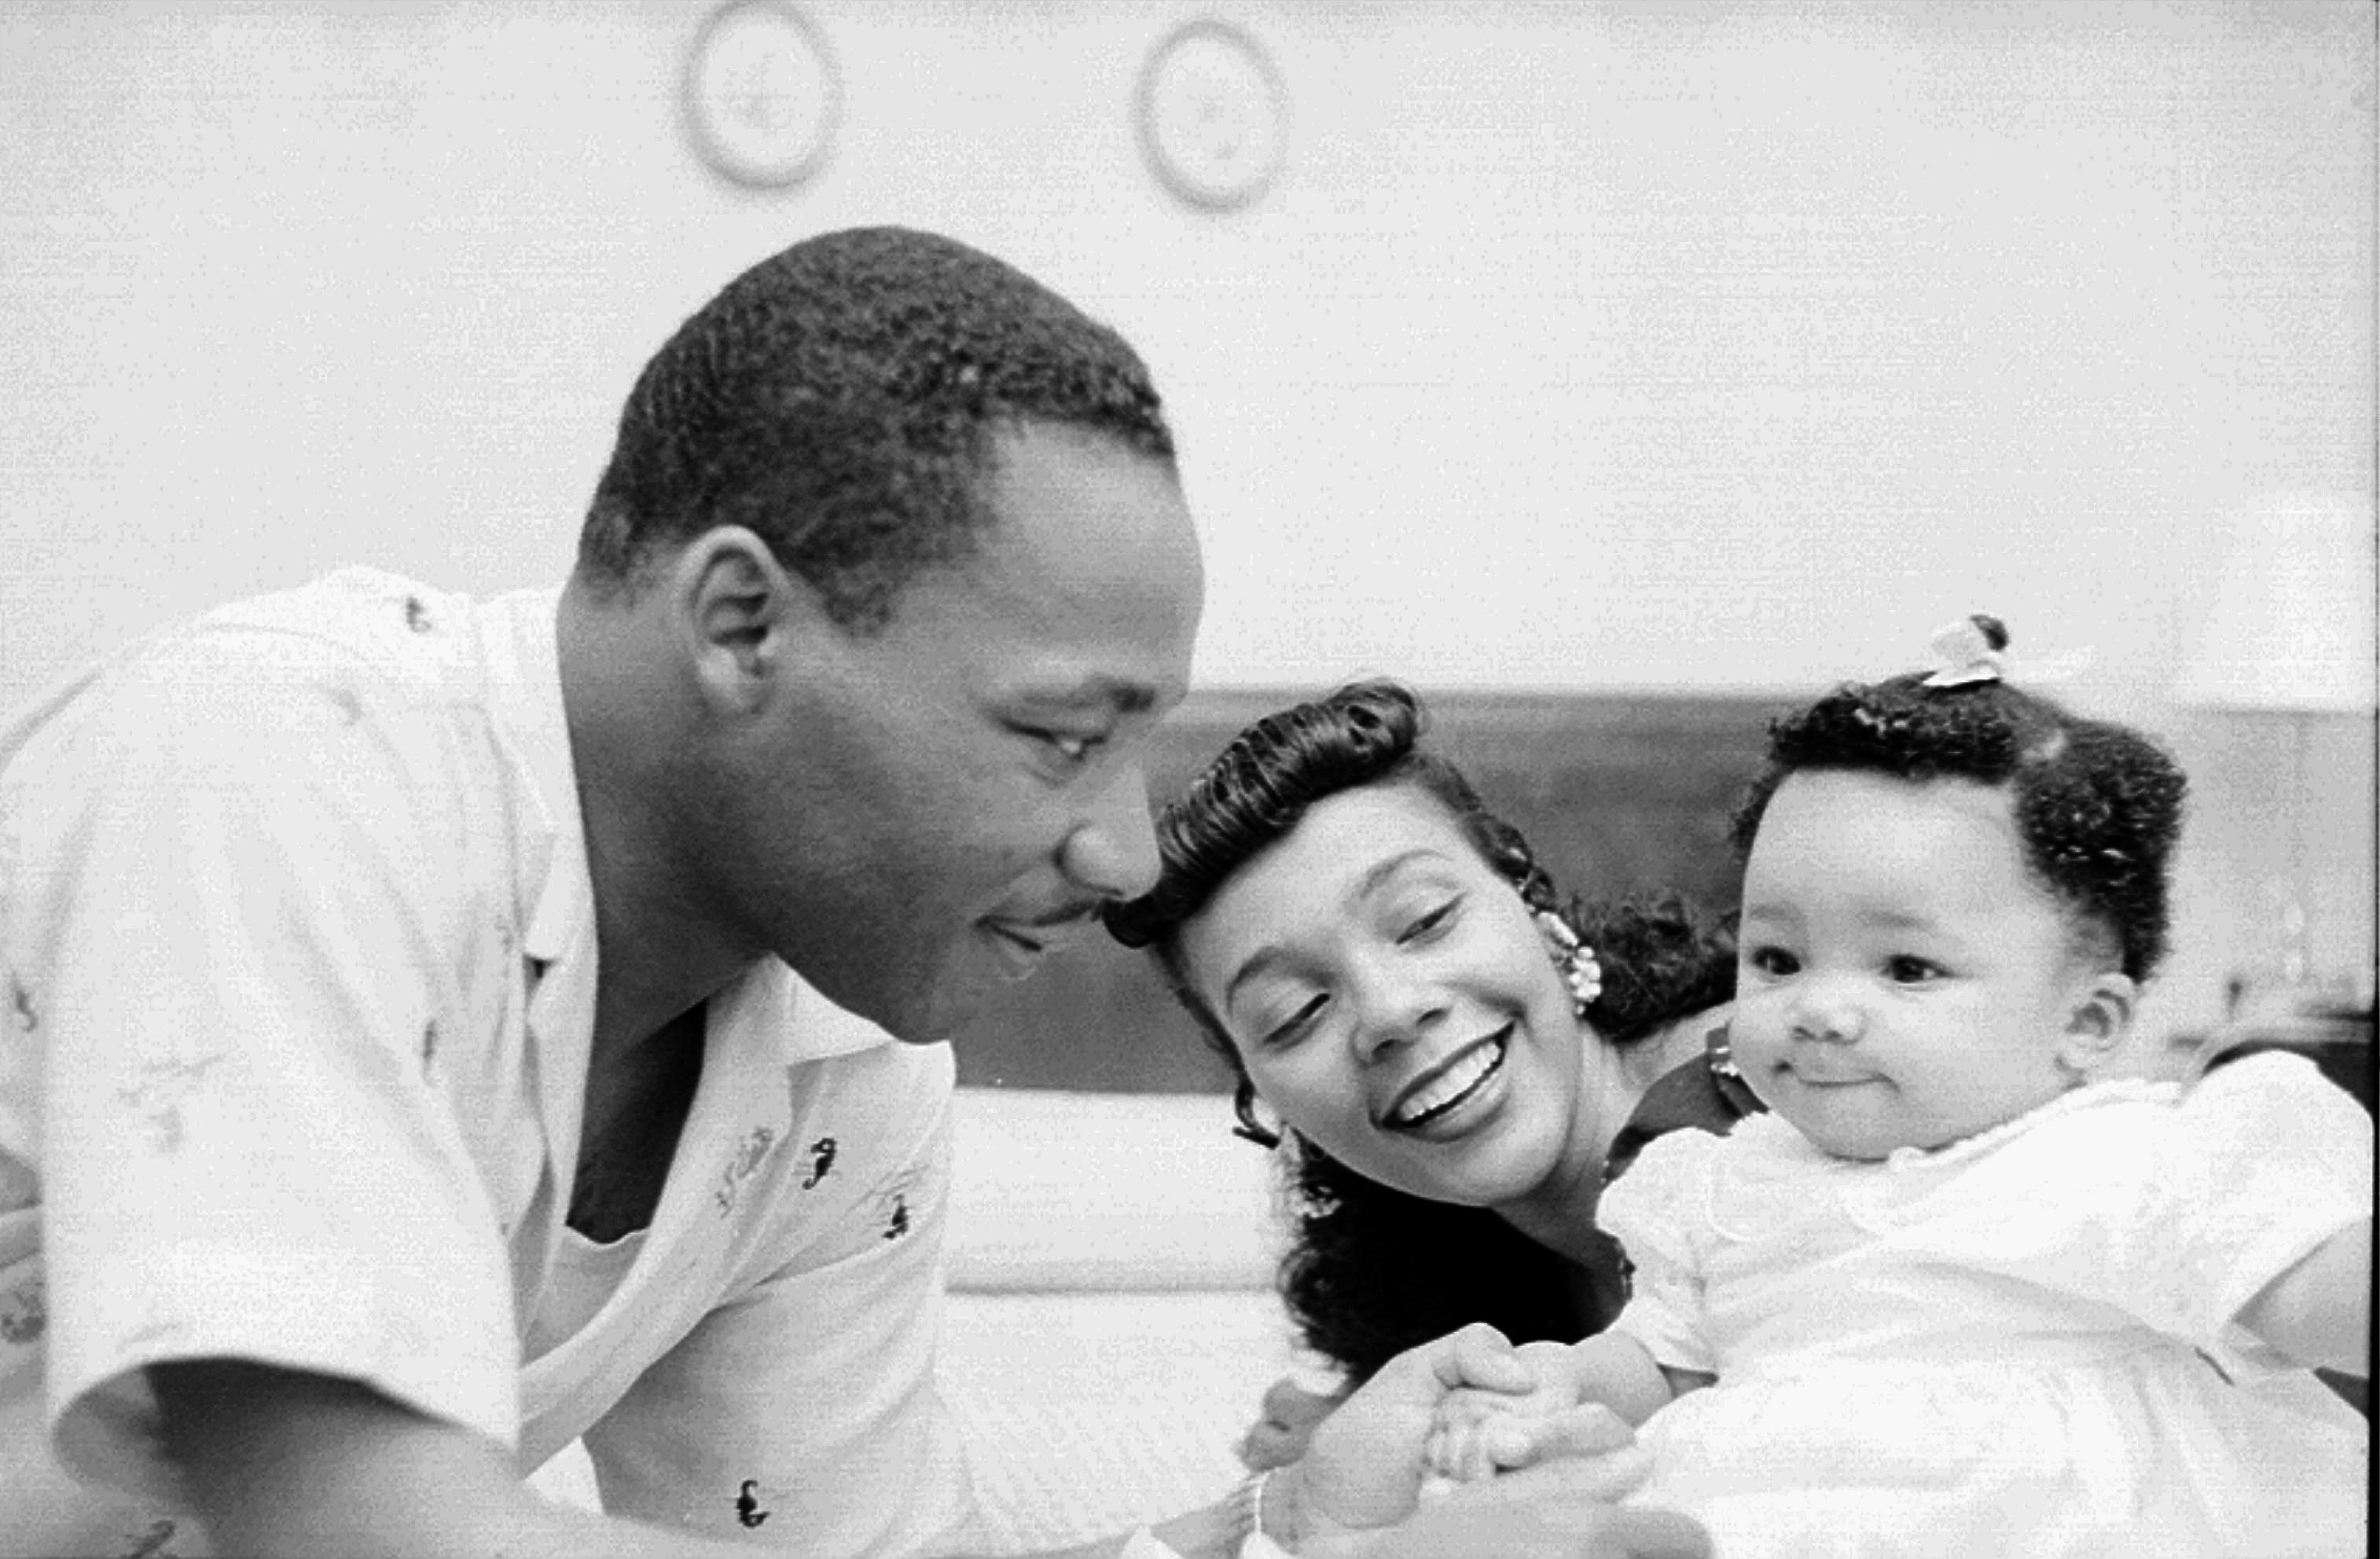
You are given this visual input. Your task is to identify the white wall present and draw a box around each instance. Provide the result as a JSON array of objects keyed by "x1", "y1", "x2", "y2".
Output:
[{"x1": 3, "y1": 0, "x2": 2372, "y2": 1031}]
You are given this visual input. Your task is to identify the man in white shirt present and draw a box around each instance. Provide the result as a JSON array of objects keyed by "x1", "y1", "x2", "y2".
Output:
[{"x1": 0, "y1": 226, "x2": 1704, "y2": 1559}]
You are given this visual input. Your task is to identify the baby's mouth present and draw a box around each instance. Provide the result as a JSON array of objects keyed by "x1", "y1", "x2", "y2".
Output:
[{"x1": 1381, "y1": 1028, "x2": 1511, "y2": 1130}]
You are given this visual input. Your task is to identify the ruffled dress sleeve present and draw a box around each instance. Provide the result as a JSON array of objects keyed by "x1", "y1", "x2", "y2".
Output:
[{"x1": 1597, "y1": 1129, "x2": 1723, "y2": 1377}]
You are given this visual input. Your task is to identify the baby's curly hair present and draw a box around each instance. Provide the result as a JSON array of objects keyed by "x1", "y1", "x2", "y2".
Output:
[
  {"x1": 578, "y1": 226, "x2": 1173, "y2": 631},
  {"x1": 1106, "y1": 680, "x2": 1736, "y2": 1378},
  {"x1": 1729, "y1": 620, "x2": 2189, "y2": 981}
]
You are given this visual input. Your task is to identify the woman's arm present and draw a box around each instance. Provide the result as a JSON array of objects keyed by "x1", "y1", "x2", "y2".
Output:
[{"x1": 2235, "y1": 1219, "x2": 2371, "y2": 1377}]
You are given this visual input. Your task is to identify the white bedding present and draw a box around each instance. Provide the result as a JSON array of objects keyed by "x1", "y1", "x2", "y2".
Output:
[
  {"x1": 940, "y1": 1289, "x2": 1295, "y2": 1553},
  {"x1": 940, "y1": 1088, "x2": 1298, "y2": 1552}
]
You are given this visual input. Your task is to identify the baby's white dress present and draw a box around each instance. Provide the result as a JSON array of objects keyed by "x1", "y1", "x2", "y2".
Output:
[{"x1": 1599, "y1": 1051, "x2": 2371, "y2": 1558}]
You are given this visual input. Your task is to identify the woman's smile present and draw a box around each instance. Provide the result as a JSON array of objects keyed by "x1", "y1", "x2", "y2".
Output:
[{"x1": 1379, "y1": 1026, "x2": 1511, "y2": 1132}]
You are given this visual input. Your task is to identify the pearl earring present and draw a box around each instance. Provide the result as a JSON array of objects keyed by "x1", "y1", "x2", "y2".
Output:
[{"x1": 1533, "y1": 909, "x2": 1603, "y2": 1016}]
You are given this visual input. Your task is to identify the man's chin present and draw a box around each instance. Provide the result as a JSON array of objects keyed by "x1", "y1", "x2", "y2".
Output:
[
  {"x1": 879, "y1": 963, "x2": 1008, "y2": 1047},
  {"x1": 825, "y1": 931, "x2": 1042, "y2": 1045}
]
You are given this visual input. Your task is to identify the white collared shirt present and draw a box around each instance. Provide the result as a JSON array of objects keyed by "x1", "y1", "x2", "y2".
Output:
[{"x1": 0, "y1": 569, "x2": 975, "y2": 1556}]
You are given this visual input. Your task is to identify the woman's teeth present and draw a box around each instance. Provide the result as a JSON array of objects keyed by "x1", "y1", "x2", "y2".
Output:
[{"x1": 1387, "y1": 1037, "x2": 1506, "y2": 1128}]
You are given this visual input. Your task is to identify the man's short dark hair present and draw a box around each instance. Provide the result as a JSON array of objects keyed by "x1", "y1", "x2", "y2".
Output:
[{"x1": 578, "y1": 226, "x2": 1176, "y2": 630}]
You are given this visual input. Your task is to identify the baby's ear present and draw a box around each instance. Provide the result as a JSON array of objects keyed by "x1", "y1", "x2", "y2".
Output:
[{"x1": 2055, "y1": 970, "x2": 2137, "y2": 1077}]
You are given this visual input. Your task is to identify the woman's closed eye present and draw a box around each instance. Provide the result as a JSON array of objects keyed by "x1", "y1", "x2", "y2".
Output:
[
  {"x1": 1395, "y1": 900, "x2": 1458, "y2": 945},
  {"x1": 1262, "y1": 993, "x2": 1328, "y2": 1047}
]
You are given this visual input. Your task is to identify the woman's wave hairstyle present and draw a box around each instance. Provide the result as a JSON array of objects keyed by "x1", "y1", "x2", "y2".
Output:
[{"x1": 1105, "y1": 680, "x2": 1733, "y2": 1378}]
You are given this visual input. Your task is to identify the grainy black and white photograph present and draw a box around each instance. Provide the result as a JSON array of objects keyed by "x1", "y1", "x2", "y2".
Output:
[{"x1": 2, "y1": 4, "x2": 2371, "y2": 1556}]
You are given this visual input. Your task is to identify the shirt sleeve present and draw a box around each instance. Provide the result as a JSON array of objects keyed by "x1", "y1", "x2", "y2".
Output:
[
  {"x1": 582, "y1": 1062, "x2": 979, "y2": 1559},
  {"x1": 2130, "y1": 1051, "x2": 2374, "y2": 1371},
  {"x1": 11, "y1": 646, "x2": 520, "y2": 1506},
  {"x1": 1596, "y1": 1131, "x2": 1717, "y2": 1376}
]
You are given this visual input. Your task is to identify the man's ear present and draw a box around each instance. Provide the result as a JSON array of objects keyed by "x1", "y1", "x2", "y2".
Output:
[
  {"x1": 666, "y1": 528, "x2": 817, "y2": 717},
  {"x1": 2055, "y1": 970, "x2": 2137, "y2": 1078}
]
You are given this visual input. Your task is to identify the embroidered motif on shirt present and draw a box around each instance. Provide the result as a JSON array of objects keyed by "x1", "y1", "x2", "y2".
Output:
[
  {"x1": 115, "y1": 1052, "x2": 227, "y2": 1154},
  {"x1": 404, "y1": 596, "x2": 433, "y2": 634},
  {"x1": 0, "y1": 1275, "x2": 42, "y2": 1344},
  {"x1": 870, "y1": 1166, "x2": 924, "y2": 1242},
  {"x1": 735, "y1": 1479, "x2": 772, "y2": 1528},
  {"x1": 714, "y1": 1126, "x2": 777, "y2": 1216},
  {"x1": 421, "y1": 1020, "x2": 440, "y2": 1083},
  {"x1": 323, "y1": 683, "x2": 364, "y2": 725},
  {"x1": 7, "y1": 975, "x2": 32, "y2": 1033},
  {"x1": 801, "y1": 1135, "x2": 839, "y2": 1189}
]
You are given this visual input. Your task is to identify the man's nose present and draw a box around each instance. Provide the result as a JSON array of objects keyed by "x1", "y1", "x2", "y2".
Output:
[{"x1": 1056, "y1": 762, "x2": 1162, "y2": 901}]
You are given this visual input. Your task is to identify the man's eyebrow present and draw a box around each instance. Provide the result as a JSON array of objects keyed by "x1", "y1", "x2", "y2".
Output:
[{"x1": 1220, "y1": 848, "x2": 1449, "y2": 1011}]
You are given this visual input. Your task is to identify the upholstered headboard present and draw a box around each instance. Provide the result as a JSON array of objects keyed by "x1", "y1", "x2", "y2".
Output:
[{"x1": 949, "y1": 689, "x2": 1783, "y2": 1094}]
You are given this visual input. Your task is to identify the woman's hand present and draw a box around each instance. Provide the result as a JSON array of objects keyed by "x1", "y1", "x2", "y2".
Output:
[
  {"x1": 1267, "y1": 1323, "x2": 1546, "y2": 1543},
  {"x1": 1238, "y1": 1375, "x2": 1348, "y2": 1473}
]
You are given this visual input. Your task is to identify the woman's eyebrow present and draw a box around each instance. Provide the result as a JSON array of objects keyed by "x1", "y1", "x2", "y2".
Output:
[
  {"x1": 1222, "y1": 948, "x2": 1290, "y2": 1013},
  {"x1": 1219, "y1": 849, "x2": 1449, "y2": 1011},
  {"x1": 1352, "y1": 848, "x2": 1448, "y2": 904}
]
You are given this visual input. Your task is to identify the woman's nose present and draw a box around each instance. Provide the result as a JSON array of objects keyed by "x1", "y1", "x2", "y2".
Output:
[
  {"x1": 1056, "y1": 765, "x2": 1162, "y2": 901},
  {"x1": 1349, "y1": 964, "x2": 1443, "y2": 1061}
]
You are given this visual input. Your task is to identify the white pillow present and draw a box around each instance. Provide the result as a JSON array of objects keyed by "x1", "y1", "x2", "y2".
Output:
[{"x1": 945, "y1": 1088, "x2": 1284, "y2": 1293}]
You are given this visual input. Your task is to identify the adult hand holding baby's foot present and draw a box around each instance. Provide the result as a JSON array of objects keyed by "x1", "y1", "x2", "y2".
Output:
[
  {"x1": 1269, "y1": 1322, "x2": 1543, "y2": 1546},
  {"x1": 1423, "y1": 1400, "x2": 1647, "y2": 1504},
  {"x1": 1420, "y1": 1337, "x2": 1607, "y2": 1498}
]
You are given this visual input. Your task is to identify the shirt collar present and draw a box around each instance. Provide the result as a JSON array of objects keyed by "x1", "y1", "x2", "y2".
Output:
[
  {"x1": 476, "y1": 586, "x2": 589, "y2": 971},
  {"x1": 714, "y1": 959, "x2": 904, "y2": 1066}
]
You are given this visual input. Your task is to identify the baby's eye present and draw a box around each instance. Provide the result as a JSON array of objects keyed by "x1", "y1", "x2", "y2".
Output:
[
  {"x1": 1886, "y1": 956, "x2": 1944, "y2": 985},
  {"x1": 1398, "y1": 901, "x2": 1457, "y2": 945},
  {"x1": 1746, "y1": 945, "x2": 1799, "y2": 978}
]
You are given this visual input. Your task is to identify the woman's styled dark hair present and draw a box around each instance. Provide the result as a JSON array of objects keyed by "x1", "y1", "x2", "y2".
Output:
[
  {"x1": 1729, "y1": 619, "x2": 2189, "y2": 981},
  {"x1": 578, "y1": 226, "x2": 1174, "y2": 632},
  {"x1": 1105, "y1": 680, "x2": 1735, "y2": 1380}
]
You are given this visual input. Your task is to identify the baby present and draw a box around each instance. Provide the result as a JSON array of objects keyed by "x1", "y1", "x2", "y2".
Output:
[{"x1": 1427, "y1": 618, "x2": 2371, "y2": 1557}]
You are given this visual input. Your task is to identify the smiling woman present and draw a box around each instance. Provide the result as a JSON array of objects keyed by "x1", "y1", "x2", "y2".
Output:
[{"x1": 1101, "y1": 680, "x2": 1757, "y2": 1383}]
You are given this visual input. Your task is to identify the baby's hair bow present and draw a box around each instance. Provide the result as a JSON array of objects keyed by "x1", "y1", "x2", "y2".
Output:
[{"x1": 1919, "y1": 614, "x2": 2092, "y2": 689}]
